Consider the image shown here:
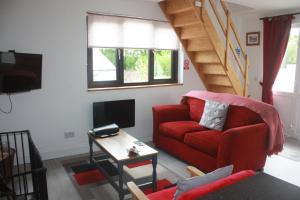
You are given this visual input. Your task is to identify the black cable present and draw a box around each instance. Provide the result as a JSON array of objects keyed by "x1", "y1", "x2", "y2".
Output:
[{"x1": 0, "y1": 93, "x2": 12, "y2": 114}]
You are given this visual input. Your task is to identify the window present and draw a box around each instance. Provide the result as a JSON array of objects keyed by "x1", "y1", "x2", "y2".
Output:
[
  {"x1": 273, "y1": 27, "x2": 300, "y2": 93},
  {"x1": 87, "y1": 14, "x2": 179, "y2": 88}
]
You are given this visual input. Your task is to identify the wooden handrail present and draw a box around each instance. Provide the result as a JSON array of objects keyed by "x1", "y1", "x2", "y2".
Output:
[
  {"x1": 201, "y1": 0, "x2": 206, "y2": 22},
  {"x1": 209, "y1": 0, "x2": 227, "y2": 34},
  {"x1": 225, "y1": 13, "x2": 230, "y2": 71},
  {"x1": 229, "y1": 41, "x2": 245, "y2": 74},
  {"x1": 244, "y1": 55, "x2": 249, "y2": 96},
  {"x1": 220, "y1": 1, "x2": 246, "y2": 57},
  {"x1": 207, "y1": 0, "x2": 249, "y2": 96}
]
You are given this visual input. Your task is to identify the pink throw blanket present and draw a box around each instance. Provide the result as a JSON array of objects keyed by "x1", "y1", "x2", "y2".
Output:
[{"x1": 181, "y1": 90, "x2": 284, "y2": 155}]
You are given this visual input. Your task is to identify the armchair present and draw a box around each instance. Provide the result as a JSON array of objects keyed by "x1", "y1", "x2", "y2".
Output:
[{"x1": 127, "y1": 166, "x2": 254, "y2": 200}]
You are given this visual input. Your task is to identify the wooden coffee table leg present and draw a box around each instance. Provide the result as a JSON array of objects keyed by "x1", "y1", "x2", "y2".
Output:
[
  {"x1": 152, "y1": 156, "x2": 157, "y2": 192},
  {"x1": 118, "y1": 162, "x2": 124, "y2": 200},
  {"x1": 88, "y1": 136, "x2": 93, "y2": 163}
]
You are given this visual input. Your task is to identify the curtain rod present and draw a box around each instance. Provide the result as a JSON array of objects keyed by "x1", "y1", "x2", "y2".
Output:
[
  {"x1": 260, "y1": 12, "x2": 300, "y2": 20},
  {"x1": 87, "y1": 11, "x2": 168, "y2": 23}
]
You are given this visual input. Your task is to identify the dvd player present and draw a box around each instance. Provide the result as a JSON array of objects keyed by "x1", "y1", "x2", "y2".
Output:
[{"x1": 89, "y1": 123, "x2": 119, "y2": 138}]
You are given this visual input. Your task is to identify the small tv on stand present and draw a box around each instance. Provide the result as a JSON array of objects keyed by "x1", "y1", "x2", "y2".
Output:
[{"x1": 93, "y1": 99, "x2": 135, "y2": 129}]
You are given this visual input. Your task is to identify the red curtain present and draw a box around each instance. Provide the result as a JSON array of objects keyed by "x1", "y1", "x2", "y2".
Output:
[{"x1": 262, "y1": 15, "x2": 294, "y2": 104}]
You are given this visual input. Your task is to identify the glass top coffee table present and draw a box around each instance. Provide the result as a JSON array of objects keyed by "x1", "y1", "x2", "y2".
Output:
[{"x1": 88, "y1": 129, "x2": 158, "y2": 200}]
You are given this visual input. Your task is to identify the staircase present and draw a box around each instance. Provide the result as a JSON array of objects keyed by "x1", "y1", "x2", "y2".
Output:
[{"x1": 159, "y1": 0, "x2": 249, "y2": 96}]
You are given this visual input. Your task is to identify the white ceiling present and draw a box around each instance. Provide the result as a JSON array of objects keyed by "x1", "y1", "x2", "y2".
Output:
[
  {"x1": 224, "y1": 0, "x2": 300, "y2": 12},
  {"x1": 140, "y1": 0, "x2": 300, "y2": 14}
]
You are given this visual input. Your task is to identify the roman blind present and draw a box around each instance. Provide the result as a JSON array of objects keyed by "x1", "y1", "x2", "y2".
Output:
[{"x1": 87, "y1": 14, "x2": 179, "y2": 50}]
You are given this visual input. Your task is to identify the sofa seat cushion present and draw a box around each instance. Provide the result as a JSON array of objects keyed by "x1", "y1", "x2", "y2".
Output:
[
  {"x1": 184, "y1": 130, "x2": 222, "y2": 157},
  {"x1": 159, "y1": 121, "x2": 207, "y2": 141}
]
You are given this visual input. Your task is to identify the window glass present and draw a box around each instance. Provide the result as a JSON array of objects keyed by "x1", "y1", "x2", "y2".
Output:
[
  {"x1": 154, "y1": 50, "x2": 172, "y2": 79},
  {"x1": 92, "y1": 48, "x2": 117, "y2": 81},
  {"x1": 124, "y1": 49, "x2": 149, "y2": 83},
  {"x1": 273, "y1": 27, "x2": 300, "y2": 93}
]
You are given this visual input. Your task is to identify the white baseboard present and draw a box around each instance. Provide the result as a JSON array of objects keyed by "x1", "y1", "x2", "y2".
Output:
[
  {"x1": 40, "y1": 144, "x2": 89, "y2": 160},
  {"x1": 285, "y1": 131, "x2": 300, "y2": 141}
]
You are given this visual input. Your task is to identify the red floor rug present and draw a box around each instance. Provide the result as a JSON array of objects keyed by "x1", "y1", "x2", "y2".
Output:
[{"x1": 61, "y1": 155, "x2": 181, "y2": 200}]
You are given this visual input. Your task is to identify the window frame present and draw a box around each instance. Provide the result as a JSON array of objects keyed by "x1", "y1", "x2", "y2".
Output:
[
  {"x1": 87, "y1": 48, "x2": 178, "y2": 89},
  {"x1": 273, "y1": 25, "x2": 300, "y2": 94}
]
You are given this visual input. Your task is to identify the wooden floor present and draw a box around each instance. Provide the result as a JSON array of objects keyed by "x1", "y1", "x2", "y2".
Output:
[{"x1": 44, "y1": 139, "x2": 300, "y2": 200}]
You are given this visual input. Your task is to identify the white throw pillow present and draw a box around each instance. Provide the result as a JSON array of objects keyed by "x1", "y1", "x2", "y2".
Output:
[
  {"x1": 173, "y1": 165, "x2": 234, "y2": 200},
  {"x1": 199, "y1": 99, "x2": 229, "y2": 131}
]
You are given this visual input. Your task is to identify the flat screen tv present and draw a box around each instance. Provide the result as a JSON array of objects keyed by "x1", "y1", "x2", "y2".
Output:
[
  {"x1": 93, "y1": 99, "x2": 135, "y2": 128},
  {"x1": 0, "y1": 51, "x2": 42, "y2": 94}
]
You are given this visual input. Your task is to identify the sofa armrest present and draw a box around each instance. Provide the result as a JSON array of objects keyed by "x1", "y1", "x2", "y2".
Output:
[
  {"x1": 217, "y1": 123, "x2": 269, "y2": 172},
  {"x1": 127, "y1": 182, "x2": 149, "y2": 200},
  {"x1": 186, "y1": 166, "x2": 205, "y2": 177},
  {"x1": 177, "y1": 170, "x2": 255, "y2": 200},
  {"x1": 152, "y1": 104, "x2": 190, "y2": 146}
]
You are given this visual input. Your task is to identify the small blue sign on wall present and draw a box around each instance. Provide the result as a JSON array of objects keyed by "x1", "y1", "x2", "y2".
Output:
[{"x1": 235, "y1": 47, "x2": 241, "y2": 56}]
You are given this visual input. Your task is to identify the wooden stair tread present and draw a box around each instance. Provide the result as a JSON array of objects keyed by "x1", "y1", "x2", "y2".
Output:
[
  {"x1": 173, "y1": 11, "x2": 201, "y2": 27},
  {"x1": 181, "y1": 24, "x2": 207, "y2": 39},
  {"x1": 195, "y1": 51, "x2": 220, "y2": 63},
  {"x1": 187, "y1": 39, "x2": 214, "y2": 51},
  {"x1": 201, "y1": 64, "x2": 226, "y2": 75},
  {"x1": 166, "y1": 0, "x2": 194, "y2": 14},
  {"x1": 205, "y1": 75, "x2": 232, "y2": 86},
  {"x1": 208, "y1": 85, "x2": 235, "y2": 94}
]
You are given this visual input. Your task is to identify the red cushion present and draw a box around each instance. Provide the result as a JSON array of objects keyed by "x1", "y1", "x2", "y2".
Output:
[
  {"x1": 224, "y1": 105, "x2": 262, "y2": 130},
  {"x1": 159, "y1": 121, "x2": 207, "y2": 141},
  {"x1": 177, "y1": 170, "x2": 255, "y2": 200},
  {"x1": 187, "y1": 98, "x2": 205, "y2": 122},
  {"x1": 184, "y1": 130, "x2": 222, "y2": 157},
  {"x1": 147, "y1": 187, "x2": 176, "y2": 200}
]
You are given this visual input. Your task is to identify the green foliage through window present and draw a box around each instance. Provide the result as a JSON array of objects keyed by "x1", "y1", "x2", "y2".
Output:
[
  {"x1": 154, "y1": 50, "x2": 172, "y2": 79},
  {"x1": 100, "y1": 48, "x2": 117, "y2": 66},
  {"x1": 286, "y1": 35, "x2": 299, "y2": 64},
  {"x1": 124, "y1": 49, "x2": 148, "y2": 83}
]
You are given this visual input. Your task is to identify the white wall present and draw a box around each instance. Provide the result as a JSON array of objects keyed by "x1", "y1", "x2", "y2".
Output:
[
  {"x1": 233, "y1": 13, "x2": 264, "y2": 100},
  {"x1": 237, "y1": 12, "x2": 300, "y2": 140},
  {"x1": 0, "y1": 0, "x2": 205, "y2": 159}
]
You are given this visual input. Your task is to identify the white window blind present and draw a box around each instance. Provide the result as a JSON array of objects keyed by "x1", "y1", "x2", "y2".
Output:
[{"x1": 88, "y1": 14, "x2": 179, "y2": 50}]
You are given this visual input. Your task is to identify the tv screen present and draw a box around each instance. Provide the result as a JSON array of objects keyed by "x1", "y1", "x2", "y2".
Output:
[
  {"x1": 93, "y1": 99, "x2": 135, "y2": 128},
  {"x1": 0, "y1": 52, "x2": 42, "y2": 94}
]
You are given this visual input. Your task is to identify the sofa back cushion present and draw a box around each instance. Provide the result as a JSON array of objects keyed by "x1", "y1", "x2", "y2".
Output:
[
  {"x1": 186, "y1": 98, "x2": 263, "y2": 129},
  {"x1": 186, "y1": 98, "x2": 205, "y2": 122},
  {"x1": 174, "y1": 165, "x2": 233, "y2": 200},
  {"x1": 223, "y1": 105, "x2": 263, "y2": 130}
]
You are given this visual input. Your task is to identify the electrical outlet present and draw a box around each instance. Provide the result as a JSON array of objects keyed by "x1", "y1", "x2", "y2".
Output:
[{"x1": 64, "y1": 131, "x2": 75, "y2": 139}]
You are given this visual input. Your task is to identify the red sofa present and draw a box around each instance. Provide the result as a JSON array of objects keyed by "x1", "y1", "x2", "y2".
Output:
[
  {"x1": 147, "y1": 170, "x2": 255, "y2": 200},
  {"x1": 153, "y1": 97, "x2": 269, "y2": 173}
]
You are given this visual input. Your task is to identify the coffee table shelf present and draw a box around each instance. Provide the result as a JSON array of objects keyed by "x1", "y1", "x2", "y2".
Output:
[{"x1": 88, "y1": 130, "x2": 158, "y2": 200}]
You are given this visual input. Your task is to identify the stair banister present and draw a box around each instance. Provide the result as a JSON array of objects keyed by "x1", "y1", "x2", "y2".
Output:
[{"x1": 207, "y1": 0, "x2": 249, "y2": 96}]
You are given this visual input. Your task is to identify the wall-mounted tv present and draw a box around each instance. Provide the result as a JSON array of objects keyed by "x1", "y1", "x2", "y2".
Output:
[
  {"x1": 0, "y1": 52, "x2": 42, "y2": 94},
  {"x1": 93, "y1": 99, "x2": 135, "y2": 128}
]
